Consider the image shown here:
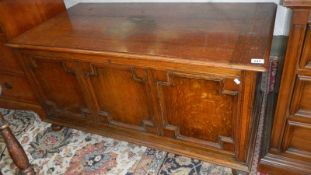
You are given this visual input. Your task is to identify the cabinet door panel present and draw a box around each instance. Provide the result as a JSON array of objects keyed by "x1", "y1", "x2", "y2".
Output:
[
  {"x1": 284, "y1": 75, "x2": 311, "y2": 161},
  {"x1": 290, "y1": 76, "x2": 311, "y2": 118},
  {"x1": 27, "y1": 58, "x2": 89, "y2": 119},
  {"x1": 283, "y1": 121, "x2": 311, "y2": 162},
  {"x1": 89, "y1": 64, "x2": 156, "y2": 133},
  {"x1": 158, "y1": 72, "x2": 240, "y2": 153},
  {"x1": 300, "y1": 25, "x2": 311, "y2": 69}
]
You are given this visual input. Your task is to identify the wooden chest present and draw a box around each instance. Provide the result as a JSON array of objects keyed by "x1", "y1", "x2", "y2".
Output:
[{"x1": 7, "y1": 3, "x2": 276, "y2": 173}]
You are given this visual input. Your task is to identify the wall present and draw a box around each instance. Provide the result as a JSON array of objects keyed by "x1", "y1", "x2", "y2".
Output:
[{"x1": 64, "y1": 0, "x2": 292, "y2": 36}]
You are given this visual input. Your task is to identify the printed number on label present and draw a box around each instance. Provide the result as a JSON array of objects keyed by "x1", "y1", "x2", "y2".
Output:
[{"x1": 251, "y1": 58, "x2": 265, "y2": 64}]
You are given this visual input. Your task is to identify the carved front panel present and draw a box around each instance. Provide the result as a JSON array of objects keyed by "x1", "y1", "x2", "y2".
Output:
[
  {"x1": 27, "y1": 58, "x2": 89, "y2": 119},
  {"x1": 89, "y1": 64, "x2": 156, "y2": 133},
  {"x1": 158, "y1": 72, "x2": 239, "y2": 152}
]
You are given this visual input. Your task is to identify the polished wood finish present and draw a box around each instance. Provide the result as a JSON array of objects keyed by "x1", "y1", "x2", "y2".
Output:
[
  {"x1": 7, "y1": 3, "x2": 276, "y2": 173},
  {"x1": 9, "y1": 3, "x2": 276, "y2": 72},
  {"x1": 259, "y1": 1, "x2": 311, "y2": 174},
  {"x1": 0, "y1": 0, "x2": 65, "y2": 115},
  {"x1": 0, "y1": 0, "x2": 65, "y2": 39},
  {"x1": 283, "y1": 0, "x2": 311, "y2": 7},
  {"x1": 0, "y1": 87, "x2": 34, "y2": 175}
]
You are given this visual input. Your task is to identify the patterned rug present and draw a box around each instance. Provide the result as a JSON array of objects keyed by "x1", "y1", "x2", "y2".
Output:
[{"x1": 0, "y1": 108, "x2": 232, "y2": 175}]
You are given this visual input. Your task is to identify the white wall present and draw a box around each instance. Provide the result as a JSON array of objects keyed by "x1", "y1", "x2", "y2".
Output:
[{"x1": 64, "y1": 0, "x2": 292, "y2": 36}]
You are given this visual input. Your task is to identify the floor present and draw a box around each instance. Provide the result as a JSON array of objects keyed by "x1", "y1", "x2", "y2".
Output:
[{"x1": 0, "y1": 108, "x2": 233, "y2": 175}]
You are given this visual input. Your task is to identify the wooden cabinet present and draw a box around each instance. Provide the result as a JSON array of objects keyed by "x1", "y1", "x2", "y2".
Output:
[
  {"x1": 7, "y1": 3, "x2": 276, "y2": 174},
  {"x1": 0, "y1": 0, "x2": 65, "y2": 115},
  {"x1": 259, "y1": 1, "x2": 311, "y2": 174}
]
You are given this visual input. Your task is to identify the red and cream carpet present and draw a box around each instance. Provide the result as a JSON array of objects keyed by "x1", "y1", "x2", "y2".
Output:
[{"x1": 0, "y1": 108, "x2": 233, "y2": 175}]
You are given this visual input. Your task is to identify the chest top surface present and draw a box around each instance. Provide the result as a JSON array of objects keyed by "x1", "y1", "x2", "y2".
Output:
[{"x1": 8, "y1": 3, "x2": 276, "y2": 72}]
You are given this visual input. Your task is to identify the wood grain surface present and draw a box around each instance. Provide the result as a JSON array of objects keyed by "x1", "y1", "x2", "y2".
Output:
[{"x1": 8, "y1": 3, "x2": 276, "y2": 72}]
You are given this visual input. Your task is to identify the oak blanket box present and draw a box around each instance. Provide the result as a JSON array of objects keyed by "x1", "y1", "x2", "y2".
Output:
[{"x1": 6, "y1": 3, "x2": 276, "y2": 173}]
